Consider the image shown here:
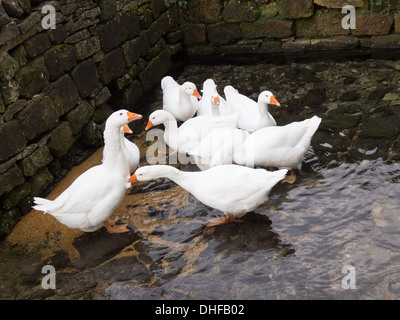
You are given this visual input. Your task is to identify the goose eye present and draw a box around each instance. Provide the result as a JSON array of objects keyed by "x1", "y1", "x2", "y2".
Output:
[{"x1": 119, "y1": 112, "x2": 123, "y2": 116}]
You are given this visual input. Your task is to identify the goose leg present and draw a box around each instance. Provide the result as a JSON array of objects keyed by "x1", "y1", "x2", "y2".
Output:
[
  {"x1": 204, "y1": 214, "x2": 234, "y2": 227},
  {"x1": 104, "y1": 219, "x2": 129, "y2": 233},
  {"x1": 282, "y1": 169, "x2": 296, "y2": 184}
]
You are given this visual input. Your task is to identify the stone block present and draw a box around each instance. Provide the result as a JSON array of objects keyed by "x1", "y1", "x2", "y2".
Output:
[
  {"x1": 183, "y1": 24, "x2": 207, "y2": 46},
  {"x1": 395, "y1": 13, "x2": 400, "y2": 34},
  {"x1": 65, "y1": 29, "x2": 91, "y2": 44},
  {"x1": 0, "y1": 52, "x2": 19, "y2": 82},
  {"x1": 139, "y1": 49, "x2": 172, "y2": 91},
  {"x1": 97, "y1": 48, "x2": 126, "y2": 85},
  {"x1": 310, "y1": 36, "x2": 359, "y2": 50},
  {"x1": 279, "y1": 0, "x2": 314, "y2": 19},
  {"x1": 0, "y1": 165, "x2": 24, "y2": 197},
  {"x1": 296, "y1": 11, "x2": 349, "y2": 38},
  {"x1": 138, "y1": 6, "x2": 153, "y2": 29},
  {"x1": 150, "y1": 0, "x2": 168, "y2": 19},
  {"x1": 208, "y1": 22, "x2": 240, "y2": 45},
  {"x1": 241, "y1": 19, "x2": 293, "y2": 39},
  {"x1": 47, "y1": 122, "x2": 74, "y2": 157},
  {"x1": 18, "y1": 146, "x2": 53, "y2": 177},
  {"x1": 71, "y1": 59, "x2": 99, "y2": 98},
  {"x1": 48, "y1": 74, "x2": 80, "y2": 116},
  {"x1": 122, "y1": 80, "x2": 143, "y2": 106},
  {"x1": 98, "y1": 0, "x2": 117, "y2": 21},
  {"x1": 19, "y1": 96, "x2": 59, "y2": 142},
  {"x1": 23, "y1": 33, "x2": 51, "y2": 59},
  {"x1": 0, "y1": 79, "x2": 20, "y2": 105},
  {"x1": 66, "y1": 100, "x2": 95, "y2": 135},
  {"x1": 371, "y1": 34, "x2": 400, "y2": 48},
  {"x1": 74, "y1": 36, "x2": 101, "y2": 60},
  {"x1": 223, "y1": 0, "x2": 259, "y2": 23},
  {"x1": 352, "y1": 13, "x2": 394, "y2": 36},
  {"x1": 122, "y1": 37, "x2": 141, "y2": 67},
  {"x1": 185, "y1": 0, "x2": 221, "y2": 23},
  {"x1": 10, "y1": 45, "x2": 27, "y2": 68},
  {"x1": 14, "y1": 56, "x2": 49, "y2": 99},
  {"x1": 148, "y1": 11, "x2": 170, "y2": 45},
  {"x1": 29, "y1": 167, "x2": 54, "y2": 197},
  {"x1": 16, "y1": 0, "x2": 30, "y2": 14},
  {"x1": 47, "y1": 24, "x2": 69, "y2": 44},
  {"x1": 0, "y1": 4, "x2": 11, "y2": 27},
  {"x1": 97, "y1": 12, "x2": 136, "y2": 53},
  {"x1": 0, "y1": 120, "x2": 27, "y2": 163},
  {"x1": 144, "y1": 38, "x2": 166, "y2": 60},
  {"x1": 69, "y1": 18, "x2": 100, "y2": 34},
  {"x1": 94, "y1": 87, "x2": 111, "y2": 106},
  {"x1": 282, "y1": 39, "x2": 311, "y2": 51},
  {"x1": 3, "y1": 99, "x2": 27, "y2": 121},
  {"x1": 2, "y1": 0, "x2": 24, "y2": 18},
  {"x1": 0, "y1": 22, "x2": 20, "y2": 47},
  {"x1": 17, "y1": 11, "x2": 40, "y2": 34},
  {"x1": 44, "y1": 45, "x2": 78, "y2": 81},
  {"x1": 313, "y1": 0, "x2": 367, "y2": 8},
  {"x1": 0, "y1": 182, "x2": 30, "y2": 210}
]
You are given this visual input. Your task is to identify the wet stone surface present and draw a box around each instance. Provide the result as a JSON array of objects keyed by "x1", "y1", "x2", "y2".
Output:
[{"x1": 1, "y1": 52, "x2": 400, "y2": 299}]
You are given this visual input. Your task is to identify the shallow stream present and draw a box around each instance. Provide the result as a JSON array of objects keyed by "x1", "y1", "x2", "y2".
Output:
[{"x1": 1, "y1": 51, "x2": 400, "y2": 299}]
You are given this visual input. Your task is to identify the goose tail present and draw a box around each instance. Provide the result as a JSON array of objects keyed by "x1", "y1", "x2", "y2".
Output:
[
  {"x1": 161, "y1": 76, "x2": 178, "y2": 90},
  {"x1": 269, "y1": 169, "x2": 289, "y2": 185},
  {"x1": 306, "y1": 115, "x2": 322, "y2": 136},
  {"x1": 32, "y1": 197, "x2": 53, "y2": 213}
]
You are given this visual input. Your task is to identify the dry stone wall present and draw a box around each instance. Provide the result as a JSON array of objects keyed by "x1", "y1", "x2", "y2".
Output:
[
  {"x1": 0, "y1": 0, "x2": 183, "y2": 236},
  {"x1": 183, "y1": 0, "x2": 400, "y2": 55}
]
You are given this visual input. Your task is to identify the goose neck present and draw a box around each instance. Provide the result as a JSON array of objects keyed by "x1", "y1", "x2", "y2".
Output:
[
  {"x1": 103, "y1": 125, "x2": 127, "y2": 170},
  {"x1": 163, "y1": 117, "x2": 179, "y2": 151},
  {"x1": 258, "y1": 100, "x2": 270, "y2": 117},
  {"x1": 155, "y1": 165, "x2": 183, "y2": 183},
  {"x1": 211, "y1": 103, "x2": 220, "y2": 116}
]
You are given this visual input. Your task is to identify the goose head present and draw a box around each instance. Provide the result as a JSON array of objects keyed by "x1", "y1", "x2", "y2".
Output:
[
  {"x1": 211, "y1": 94, "x2": 220, "y2": 106},
  {"x1": 107, "y1": 109, "x2": 143, "y2": 129},
  {"x1": 181, "y1": 82, "x2": 202, "y2": 99},
  {"x1": 145, "y1": 110, "x2": 176, "y2": 130},
  {"x1": 258, "y1": 91, "x2": 280, "y2": 107},
  {"x1": 128, "y1": 165, "x2": 172, "y2": 182},
  {"x1": 122, "y1": 124, "x2": 133, "y2": 134}
]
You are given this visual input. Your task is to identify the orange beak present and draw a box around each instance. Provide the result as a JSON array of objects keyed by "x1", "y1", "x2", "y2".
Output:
[
  {"x1": 127, "y1": 112, "x2": 143, "y2": 121},
  {"x1": 123, "y1": 124, "x2": 133, "y2": 134},
  {"x1": 213, "y1": 96, "x2": 220, "y2": 105},
  {"x1": 128, "y1": 173, "x2": 137, "y2": 182},
  {"x1": 270, "y1": 96, "x2": 280, "y2": 107},
  {"x1": 193, "y1": 89, "x2": 201, "y2": 99},
  {"x1": 145, "y1": 121, "x2": 154, "y2": 131}
]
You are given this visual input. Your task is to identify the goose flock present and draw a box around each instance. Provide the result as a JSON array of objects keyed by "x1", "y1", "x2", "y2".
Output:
[{"x1": 33, "y1": 75, "x2": 321, "y2": 232}]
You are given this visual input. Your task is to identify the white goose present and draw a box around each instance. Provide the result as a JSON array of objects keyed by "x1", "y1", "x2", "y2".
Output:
[
  {"x1": 129, "y1": 164, "x2": 287, "y2": 227},
  {"x1": 102, "y1": 124, "x2": 140, "y2": 174},
  {"x1": 145, "y1": 110, "x2": 239, "y2": 156},
  {"x1": 188, "y1": 126, "x2": 250, "y2": 170},
  {"x1": 224, "y1": 85, "x2": 280, "y2": 132},
  {"x1": 196, "y1": 78, "x2": 227, "y2": 117},
  {"x1": 32, "y1": 110, "x2": 143, "y2": 233},
  {"x1": 161, "y1": 76, "x2": 201, "y2": 122},
  {"x1": 233, "y1": 115, "x2": 322, "y2": 184},
  {"x1": 121, "y1": 124, "x2": 140, "y2": 173}
]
